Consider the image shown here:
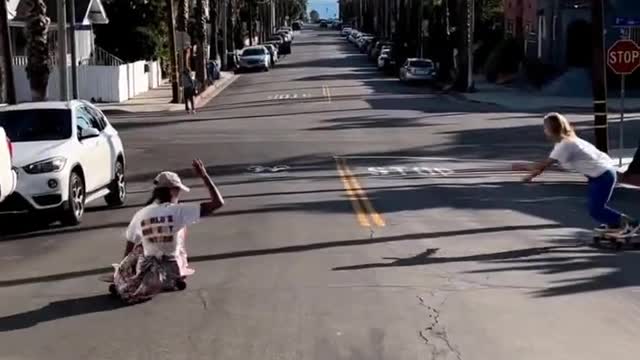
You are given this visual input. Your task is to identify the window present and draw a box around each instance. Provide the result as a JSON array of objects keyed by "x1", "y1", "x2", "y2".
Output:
[
  {"x1": 82, "y1": 105, "x2": 106, "y2": 131},
  {"x1": 0, "y1": 109, "x2": 72, "y2": 142},
  {"x1": 506, "y1": 20, "x2": 515, "y2": 35},
  {"x1": 75, "y1": 108, "x2": 94, "y2": 135},
  {"x1": 552, "y1": 15, "x2": 557, "y2": 41}
]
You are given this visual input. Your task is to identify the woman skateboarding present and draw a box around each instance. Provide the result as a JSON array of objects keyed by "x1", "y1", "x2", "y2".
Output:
[{"x1": 513, "y1": 112, "x2": 639, "y2": 237}]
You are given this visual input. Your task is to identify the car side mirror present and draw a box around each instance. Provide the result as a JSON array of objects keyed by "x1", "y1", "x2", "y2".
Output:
[{"x1": 79, "y1": 128, "x2": 100, "y2": 140}]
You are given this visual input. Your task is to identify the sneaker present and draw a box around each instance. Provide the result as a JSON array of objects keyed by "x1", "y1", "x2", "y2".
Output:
[
  {"x1": 594, "y1": 224, "x2": 623, "y2": 233},
  {"x1": 620, "y1": 222, "x2": 640, "y2": 237}
]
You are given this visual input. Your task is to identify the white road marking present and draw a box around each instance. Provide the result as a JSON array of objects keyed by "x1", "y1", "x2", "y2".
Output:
[{"x1": 367, "y1": 166, "x2": 453, "y2": 177}]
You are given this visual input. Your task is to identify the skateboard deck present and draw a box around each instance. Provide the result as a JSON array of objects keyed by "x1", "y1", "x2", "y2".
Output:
[{"x1": 592, "y1": 230, "x2": 640, "y2": 250}]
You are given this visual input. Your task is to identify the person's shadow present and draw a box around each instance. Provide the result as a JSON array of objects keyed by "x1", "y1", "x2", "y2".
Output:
[{"x1": 0, "y1": 295, "x2": 126, "y2": 332}]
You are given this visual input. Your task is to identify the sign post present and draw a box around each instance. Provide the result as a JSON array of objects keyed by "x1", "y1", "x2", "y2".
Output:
[{"x1": 607, "y1": 38, "x2": 640, "y2": 166}]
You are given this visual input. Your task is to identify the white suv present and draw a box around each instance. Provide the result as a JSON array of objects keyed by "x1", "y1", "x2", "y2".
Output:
[
  {"x1": 0, "y1": 101, "x2": 126, "y2": 225},
  {"x1": 0, "y1": 127, "x2": 17, "y2": 203}
]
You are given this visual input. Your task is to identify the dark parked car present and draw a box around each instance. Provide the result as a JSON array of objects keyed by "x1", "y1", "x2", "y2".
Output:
[
  {"x1": 369, "y1": 40, "x2": 393, "y2": 62},
  {"x1": 319, "y1": 20, "x2": 328, "y2": 28},
  {"x1": 292, "y1": 21, "x2": 301, "y2": 31},
  {"x1": 269, "y1": 35, "x2": 290, "y2": 55}
]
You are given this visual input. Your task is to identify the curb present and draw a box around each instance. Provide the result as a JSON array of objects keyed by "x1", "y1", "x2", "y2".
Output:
[
  {"x1": 452, "y1": 93, "x2": 640, "y2": 114},
  {"x1": 100, "y1": 74, "x2": 238, "y2": 115},
  {"x1": 194, "y1": 74, "x2": 238, "y2": 108}
]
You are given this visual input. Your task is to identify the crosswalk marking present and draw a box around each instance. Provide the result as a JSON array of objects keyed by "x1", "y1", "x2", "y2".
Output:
[{"x1": 267, "y1": 93, "x2": 310, "y2": 100}]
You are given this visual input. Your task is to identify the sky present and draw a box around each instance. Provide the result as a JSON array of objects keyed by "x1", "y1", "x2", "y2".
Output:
[{"x1": 307, "y1": 0, "x2": 339, "y2": 20}]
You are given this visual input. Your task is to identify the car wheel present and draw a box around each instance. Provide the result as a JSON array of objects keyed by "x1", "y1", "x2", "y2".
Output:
[
  {"x1": 105, "y1": 159, "x2": 126, "y2": 206},
  {"x1": 60, "y1": 171, "x2": 85, "y2": 226}
]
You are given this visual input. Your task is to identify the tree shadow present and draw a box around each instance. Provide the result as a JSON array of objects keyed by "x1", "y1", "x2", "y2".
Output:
[
  {"x1": 0, "y1": 295, "x2": 126, "y2": 332},
  {"x1": 0, "y1": 223, "x2": 564, "y2": 288}
]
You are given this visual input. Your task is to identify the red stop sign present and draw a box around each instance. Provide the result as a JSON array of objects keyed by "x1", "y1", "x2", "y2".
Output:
[{"x1": 608, "y1": 39, "x2": 640, "y2": 75}]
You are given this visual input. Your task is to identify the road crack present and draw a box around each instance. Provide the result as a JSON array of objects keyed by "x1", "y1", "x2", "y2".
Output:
[{"x1": 417, "y1": 295, "x2": 462, "y2": 360}]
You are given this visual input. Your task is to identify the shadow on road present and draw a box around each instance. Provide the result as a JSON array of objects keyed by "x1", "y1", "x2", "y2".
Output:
[
  {"x1": 0, "y1": 223, "x2": 563, "y2": 288},
  {"x1": 0, "y1": 295, "x2": 125, "y2": 332}
]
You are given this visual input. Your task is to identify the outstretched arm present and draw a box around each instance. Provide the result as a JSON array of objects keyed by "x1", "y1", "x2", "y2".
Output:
[
  {"x1": 521, "y1": 158, "x2": 556, "y2": 182},
  {"x1": 192, "y1": 159, "x2": 225, "y2": 216}
]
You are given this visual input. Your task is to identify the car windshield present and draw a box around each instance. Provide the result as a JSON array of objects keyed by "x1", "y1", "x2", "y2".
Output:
[
  {"x1": 409, "y1": 60, "x2": 433, "y2": 68},
  {"x1": 242, "y1": 48, "x2": 266, "y2": 56},
  {"x1": 0, "y1": 109, "x2": 72, "y2": 142}
]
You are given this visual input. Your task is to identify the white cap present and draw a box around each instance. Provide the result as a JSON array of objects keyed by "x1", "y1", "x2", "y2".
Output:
[{"x1": 153, "y1": 171, "x2": 190, "y2": 192}]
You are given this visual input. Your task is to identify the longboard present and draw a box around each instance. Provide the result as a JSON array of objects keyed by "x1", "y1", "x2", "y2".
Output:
[{"x1": 593, "y1": 230, "x2": 640, "y2": 250}]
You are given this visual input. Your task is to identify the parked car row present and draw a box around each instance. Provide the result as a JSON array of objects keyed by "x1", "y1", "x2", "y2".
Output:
[
  {"x1": 0, "y1": 100, "x2": 126, "y2": 226},
  {"x1": 236, "y1": 25, "x2": 299, "y2": 73},
  {"x1": 340, "y1": 27, "x2": 436, "y2": 83}
]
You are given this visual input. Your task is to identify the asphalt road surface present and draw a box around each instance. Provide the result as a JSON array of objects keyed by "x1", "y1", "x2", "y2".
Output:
[{"x1": 2, "y1": 27, "x2": 640, "y2": 360}]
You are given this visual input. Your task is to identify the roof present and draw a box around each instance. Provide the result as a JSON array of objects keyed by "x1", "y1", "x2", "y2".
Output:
[
  {"x1": 0, "y1": 101, "x2": 78, "y2": 112},
  {"x1": 12, "y1": 0, "x2": 107, "y2": 25}
]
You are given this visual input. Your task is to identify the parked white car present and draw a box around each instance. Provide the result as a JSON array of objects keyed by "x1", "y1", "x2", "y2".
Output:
[
  {"x1": 0, "y1": 101, "x2": 126, "y2": 225},
  {"x1": 399, "y1": 58, "x2": 437, "y2": 82},
  {"x1": 0, "y1": 127, "x2": 17, "y2": 203},
  {"x1": 238, "y1": 46, "x2": 271, "y2": 72}
]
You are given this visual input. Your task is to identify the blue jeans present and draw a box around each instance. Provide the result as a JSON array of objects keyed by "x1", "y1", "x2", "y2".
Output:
[{"x1": 587, "y1": 169, "x2": 622, "y2": 227}]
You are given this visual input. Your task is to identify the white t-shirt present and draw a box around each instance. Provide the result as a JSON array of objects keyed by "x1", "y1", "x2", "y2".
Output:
[
  {"x1": 125, "y1": 202, "x2": 201, "y2": 258},
  {"x1": 549, "y1": 137, "x2": 614, "y2": 178}
]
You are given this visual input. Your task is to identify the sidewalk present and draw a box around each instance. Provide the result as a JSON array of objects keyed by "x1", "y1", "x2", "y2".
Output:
[
  {"x1": 459, "y1": 79, "x2": 640, "y2": 113},
  {"x1": 98, "y1": 71, "x2": 237, "y2": 114}
]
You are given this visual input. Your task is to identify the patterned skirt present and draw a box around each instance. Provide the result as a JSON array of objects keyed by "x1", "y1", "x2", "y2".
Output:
[{"x1": 112, "y1": 245, "x2": 182, "y2": 304}]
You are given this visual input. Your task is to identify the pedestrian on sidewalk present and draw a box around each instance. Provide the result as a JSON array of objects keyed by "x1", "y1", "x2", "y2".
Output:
[
  {"x1": 182, "y1": 69, "x2": 196, "y2": 114},
  {"x1": 514, "y1": 112, "x2": 640, "y2": 236},
  {"x1": 109, "y1": 160, "x2": 224, "y2": 304}
]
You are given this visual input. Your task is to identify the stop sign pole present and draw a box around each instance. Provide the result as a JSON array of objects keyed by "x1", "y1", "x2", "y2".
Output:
[{"x1": 607, "y1": 37, "x2": 640, "y2": 166}]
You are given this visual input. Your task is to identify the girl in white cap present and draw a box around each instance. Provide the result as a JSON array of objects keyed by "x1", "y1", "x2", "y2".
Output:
[
  {"x1": 110, "y1": 159, "x2": 224, "y2": 304},
  {"x1": 515, "y1": 113, "x2": 639, "y2": 237}
]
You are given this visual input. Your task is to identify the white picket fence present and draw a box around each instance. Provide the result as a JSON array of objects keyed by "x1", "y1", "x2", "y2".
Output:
[{"x1": 13, "y1": 60, "x2": 162, "y2": 103}]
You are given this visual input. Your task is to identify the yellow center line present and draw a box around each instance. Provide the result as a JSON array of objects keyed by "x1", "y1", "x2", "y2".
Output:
[
  {"x1": 327, "y1": 85, "x2": 332, "y2": 103},
  {"x1": 336, "y1": 159, "x2": 371, "y2": 227},
  {"x1": 322, "y1": 85, "x2": 327, "y2": 97},
  {"x1": 341, "y1": 159, "x2": 385, "y2": 227}
]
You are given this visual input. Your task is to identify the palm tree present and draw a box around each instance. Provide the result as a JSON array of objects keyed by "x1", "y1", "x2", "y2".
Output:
[
  {"x1": 25, "y1": 0, "x2": 51, "y2": 101},
  {"x1": 192, "y1": 0, "x2": 207, "y2": 87},
  {"x1": 177, "y1": 0, "x2": 190, "y2": 32}
]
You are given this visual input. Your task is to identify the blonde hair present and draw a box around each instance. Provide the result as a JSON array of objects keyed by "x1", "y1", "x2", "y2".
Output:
[{"x1": 544, "y1": 112, "x2": 575, "y2": 139}]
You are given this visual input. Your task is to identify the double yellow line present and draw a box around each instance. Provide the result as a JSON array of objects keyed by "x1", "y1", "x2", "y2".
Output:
[
  {"x1": 335, "y1": 158, "x2": 385, "y2": 227},
  {"x1": 322, "y1": 84, "x2": 332, "y2": 103}
]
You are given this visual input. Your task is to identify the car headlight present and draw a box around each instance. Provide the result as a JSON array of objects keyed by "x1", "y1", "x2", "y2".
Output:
[{"x1": 23, "y1": 157, "x2": 67, "y2": 174}]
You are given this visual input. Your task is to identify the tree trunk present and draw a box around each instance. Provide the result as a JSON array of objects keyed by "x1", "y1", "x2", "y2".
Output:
[
  {"x1": 194, "y1": 0, "x2": 207, "y2": 89},
  {"x1": 210, "y1": 0, "x2": 219, "y2": 61},
  {"x1": 25, "y1": 0, "x2": 51, "y2": 101}
]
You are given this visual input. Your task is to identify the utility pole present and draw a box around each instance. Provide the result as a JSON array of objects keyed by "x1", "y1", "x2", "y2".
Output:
[
  {"x1": 166, "y1": 0, "x2": 180, "y2": 103},
  {"x1": 0, "y1": 0, "x2": 17, "y2": 104},
  {"x1": 467, "y1": 0, "x2": 474, "y2": 91},
  {"x1": 67, "y1": 0, "x2": 79, "y2": 98},
  {"x1": 591, "y1": 0, "x2": 608, "y2": 152},
  {"x1": 57, "y1": 0, "x2": 69, "y2": 101}
]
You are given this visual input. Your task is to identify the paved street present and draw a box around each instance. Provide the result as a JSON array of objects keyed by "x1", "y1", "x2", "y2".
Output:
[{"x1": 2, "y1": 28, "x2": 640, "y2": 360}]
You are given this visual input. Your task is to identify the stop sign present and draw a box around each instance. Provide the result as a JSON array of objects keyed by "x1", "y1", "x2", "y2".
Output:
[{"x1": 608, "y1": 39, "x2": 640, "y2": 75}]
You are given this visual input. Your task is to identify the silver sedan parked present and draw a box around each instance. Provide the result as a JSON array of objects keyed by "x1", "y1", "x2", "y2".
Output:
[
  {"x1": 238, "y1": 46, "x2": 271, "y2": 72},
  {"x1": 399, "y1": 58, "x2": 436, "y2": 82}
]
